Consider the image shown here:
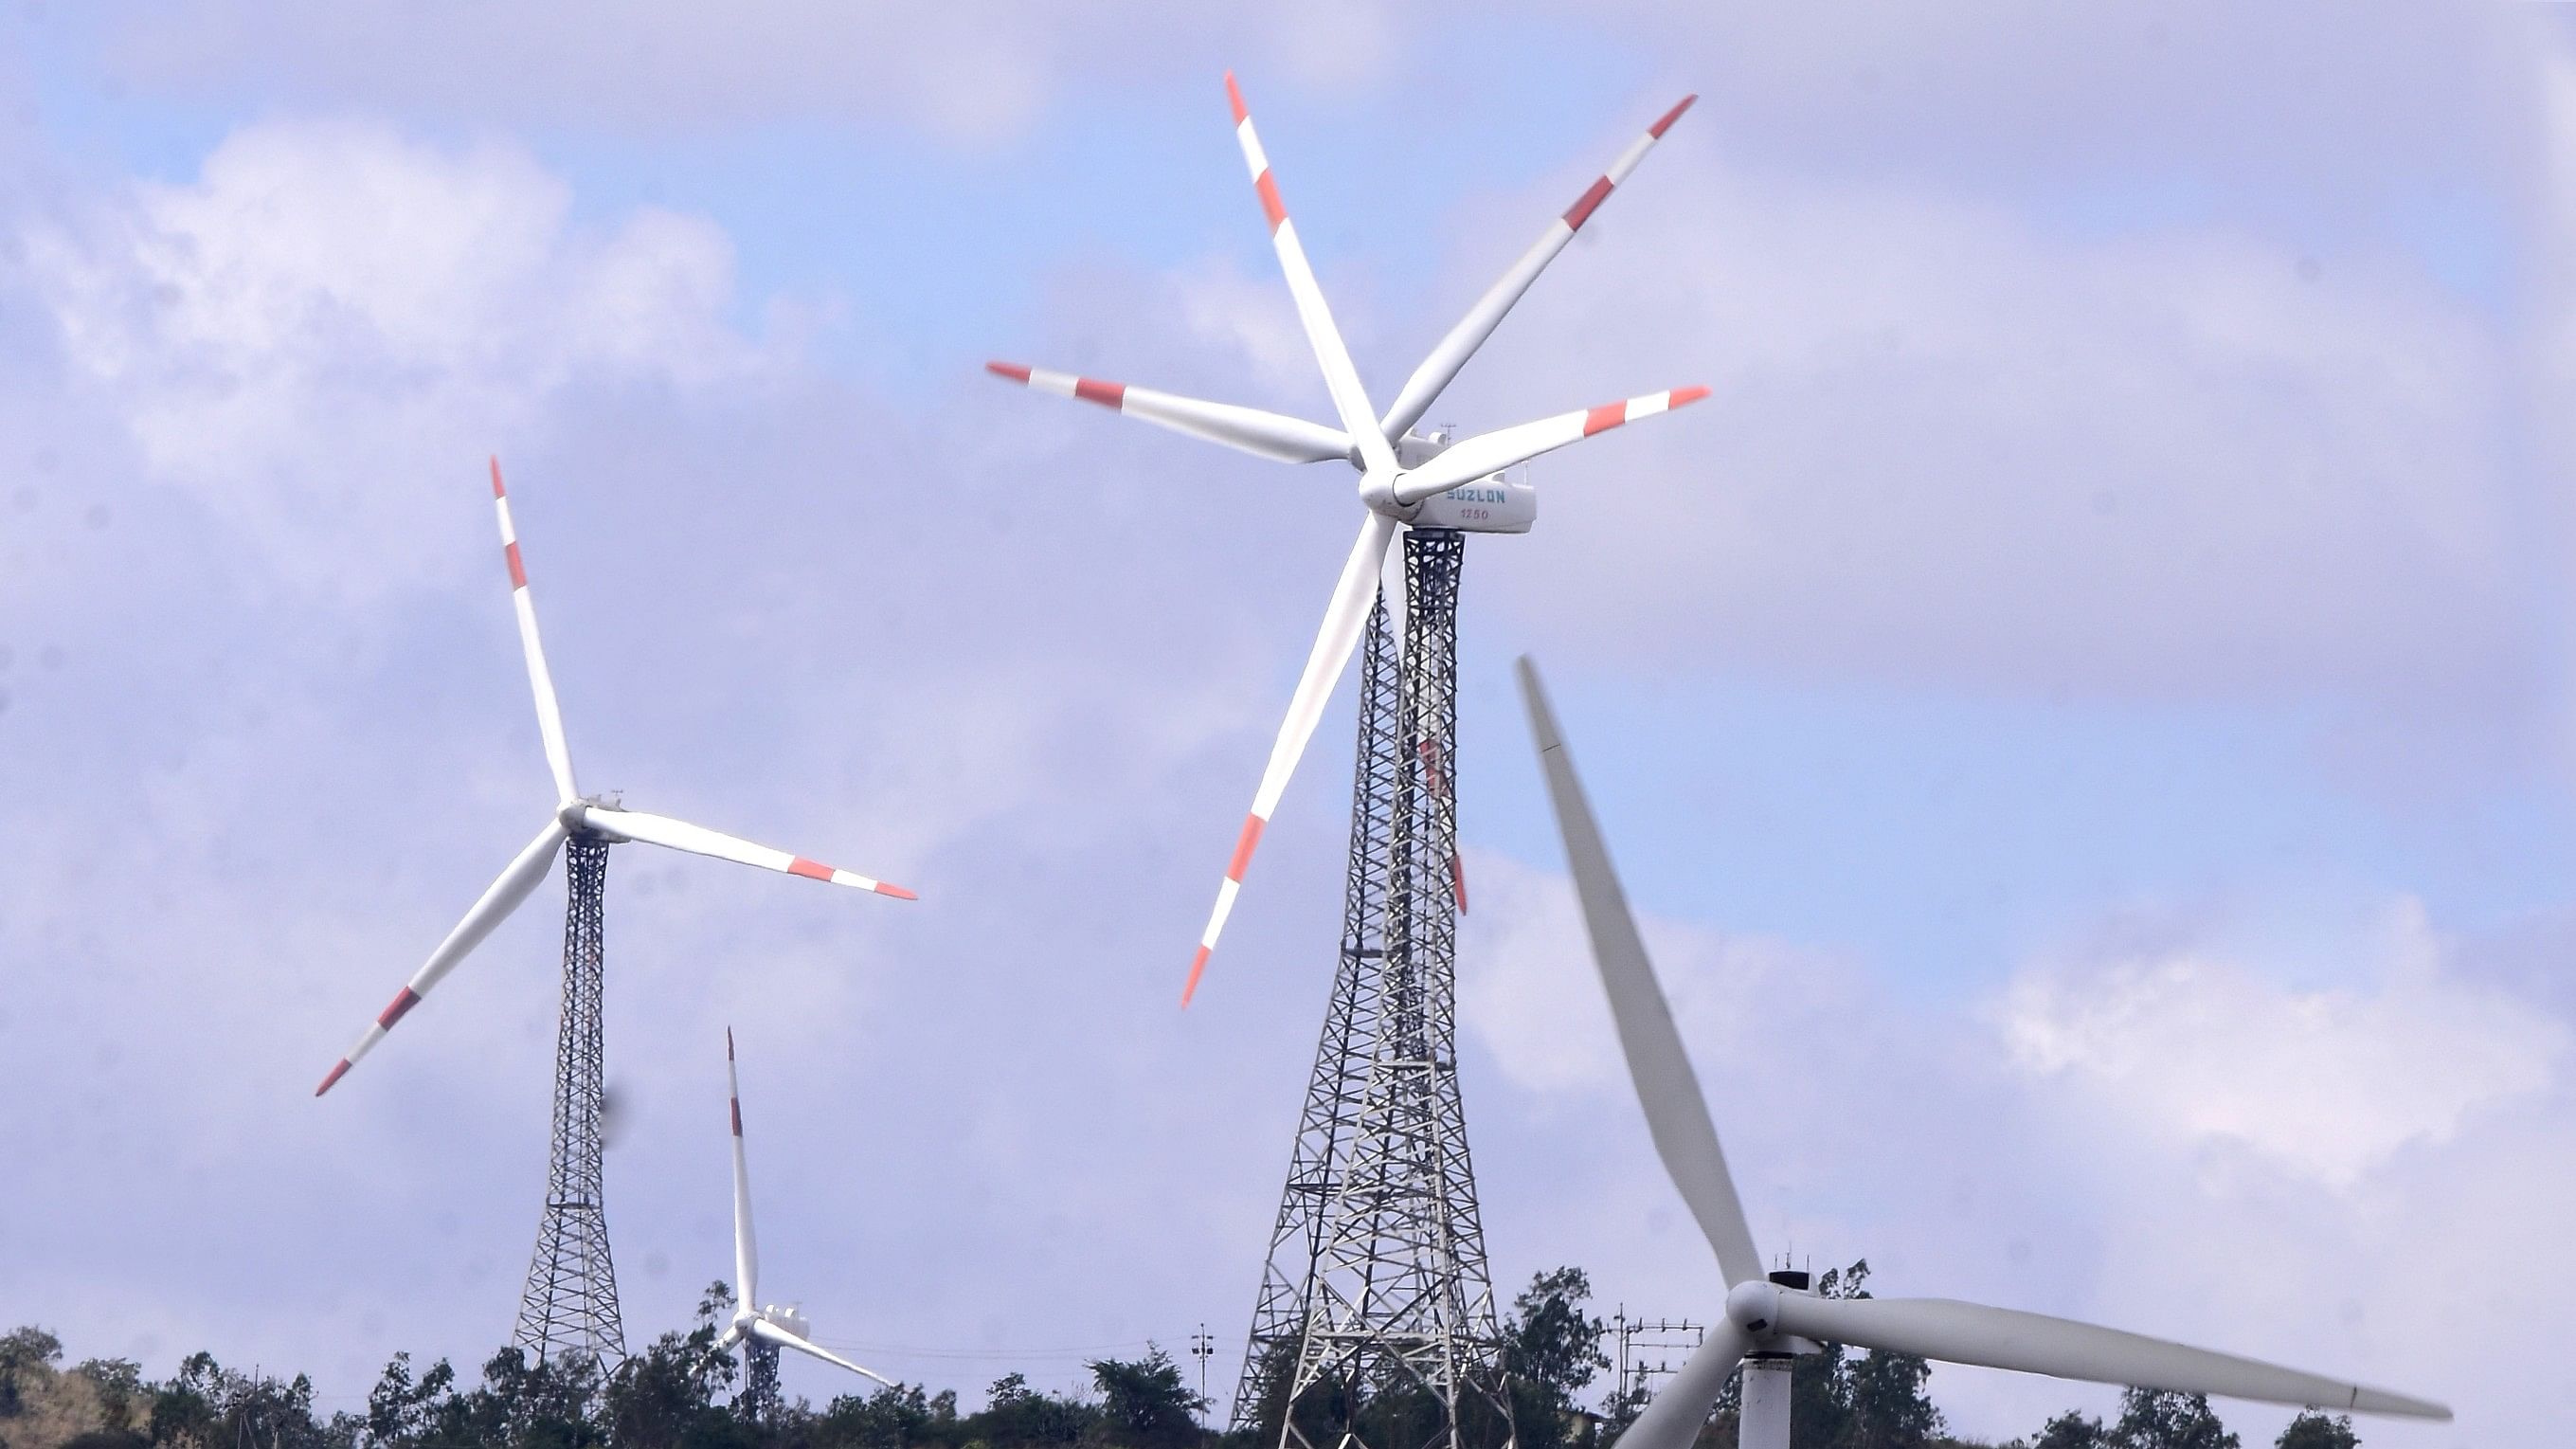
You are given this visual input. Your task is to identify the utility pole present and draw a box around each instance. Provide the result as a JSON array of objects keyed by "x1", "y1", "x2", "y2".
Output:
[
  {"x1": 1609, "y1": 1307, "x2": 1704, "y2": 1421},
  {"x1": 1191, "y1": 1324, "x2": 1216, "y2": 1408}
]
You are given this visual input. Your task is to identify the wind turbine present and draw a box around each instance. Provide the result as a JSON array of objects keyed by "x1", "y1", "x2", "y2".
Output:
[
  {"x1": 989, "y1": 73, "x2": 1707, "y2": 1005},
  {"x1": 315, "y1": 458, "x2": 912, "y2": 1360},
  {"x1": 1512, "y1": 659, "x2": 2451, "y2": 1448},
  {"x1": 720, "y1": 1027, "x2": 895, "y2": 1402},
  {"x1": 315, "y1": 458, "x2": 916, "y2": 1097}
]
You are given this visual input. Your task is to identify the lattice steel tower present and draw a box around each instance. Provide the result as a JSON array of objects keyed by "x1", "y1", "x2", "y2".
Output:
[
  {"x1": 514, "y1": 834, "x2": 627, "y2": 1362},
  {"x1": 1232, "y1": 530, "x2": 1515, "y2": 1449}
]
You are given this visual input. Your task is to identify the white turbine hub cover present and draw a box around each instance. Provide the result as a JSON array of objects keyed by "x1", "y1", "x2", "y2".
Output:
[{"x1": 1725, "y1": 1279, "x2": 1784, "y2": 1336}]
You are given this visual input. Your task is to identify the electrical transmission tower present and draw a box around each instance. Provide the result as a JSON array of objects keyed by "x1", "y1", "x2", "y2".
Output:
[
  {"x1": 1232, "y1": 530, "x2": 1515, "y2": 1449},
  {"x1": 515, "y1": 834, "x2": 627, "y2": 1362}
]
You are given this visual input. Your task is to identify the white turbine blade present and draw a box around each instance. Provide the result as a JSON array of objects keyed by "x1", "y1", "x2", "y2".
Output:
[
  {"x1": 315, "y1": 821, "x2": 567, "y2": 1096},
  {"x1": 1605, "y1": 1323, "x2": 1750, "y2": 1449},
  {"x1": 585, "y1": 807, "x2": 916, "y2": 900},
  {"x1": 1766, "y1": 1295, "x2": 2451, "y2": 1422},
  {"x1": 1517, "y1": 659, "x2": 1764, "y2": 1287},
  {"x1": 727, "y1": 1028, "x2": 760, "y2": 1313},
  {"x1": 1379, "y1": 96, "x2": 1697, "y2": 444},
  {"x1": 748, "y1": 1318, "x2": 897, "y2": 1389},
  {"x1": 984, "y1": 363, "x2": 1351, "y2": 465},
  {"x1": 490, "y1": 458, "x2": 578, "y2": 804},
  {"x1": 1223, "y1": 72, "x2": 1397, "y2": 477},
  {"x1": 1184, "y1": 510, "x2": 1398, "y2": 1005},
  {"x1": 1390, "y1": 388, "x2": 1709, "y2": 506},
  {"x1": 716, "y1": 1324, "x2": 745, "y2": 1350}
]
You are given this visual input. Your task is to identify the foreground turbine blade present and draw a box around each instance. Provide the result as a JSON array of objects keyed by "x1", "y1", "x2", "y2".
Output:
[
  {"x1": 1379, "y1": 96, "x2": 1697, "y2": 444},
  {"x1": 1518, "y1": 659, "x2": 1763, "y2": 1288},
  {"x1": 1606, "y1": 1323, "x2": 1752, "y2": 1449},
  {"x1": 491, "y1": 458, "x2": 578, "y2": 805},
  {"x1": 748, "y1": 1318, "x2": 897, "y2": 1389},
  {"x1": 1768, "y1": 1295, "x2": 2451, "y2": 1422},
  {"x1": 727, "y1": 1028, "x2": 760, "y2": 1314},
  {"x1": 983, "y1": 363, "x2": 1350, "y2": 464},
  {"x1": 1185, "y1": 511, "x2": 1399, "y2": 1005},
  {"x1": 1224, "y1": 72, "x2": 1398, "y2": 478},
  {"x1": 315, "y1": 821, "x2": 569, "y2": 1096},
  {"x1": 1391, "y1": 388, "x2": 1710, "y2": 506},
  {"x1": 585, "y1": 807, "x2": 915, "y2": 900}
]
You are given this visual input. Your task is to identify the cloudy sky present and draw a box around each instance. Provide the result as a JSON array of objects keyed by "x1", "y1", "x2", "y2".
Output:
[{"x1": 2, "y1": 4, "x2": 2571, "y2": 1444}]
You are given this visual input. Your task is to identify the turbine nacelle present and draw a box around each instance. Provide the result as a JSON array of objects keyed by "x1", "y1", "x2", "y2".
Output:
[{"x1": 993, "y1": 76, "x2": 1709, "y2": 1003}]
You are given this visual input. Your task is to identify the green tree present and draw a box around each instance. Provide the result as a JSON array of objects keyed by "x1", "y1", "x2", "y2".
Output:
[
  {"x1": 2114, "y1": 1388, "x2": 2237, "y2": 1449},
  {"x1": 1504, "y1": 1267, "x2": 1612, "y2": 1449},
  {"x1": 2273, "y1": 1412, "x2": 2358, "y2": 1449},
  {"x1": 1840, "y1": 1336, "x2": 1942, "y2": 1449},
  {"x1": 2027, "y1": 1411, "x2": 2111, "y2": 1449},
  {"x1": 0, "y1": 1326, "x2": 64, "y2": 1417},
  {"x1": 1086, "y1": 1347, "x2": 1205, "y2": 1449}
]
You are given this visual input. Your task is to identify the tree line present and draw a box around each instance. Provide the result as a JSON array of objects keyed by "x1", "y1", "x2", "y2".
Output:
[{"x1": 0, "y1": 1266, "x2": 2369, "y2": 1449}]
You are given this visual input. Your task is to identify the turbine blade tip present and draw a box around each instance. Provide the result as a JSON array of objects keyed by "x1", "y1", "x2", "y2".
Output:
[
  {"x1": 1650, "y1": 95, "x2": 1699, "y2": 137},
  {"x1": 874, "y1": 881, "x2": 918, "y2": 901},
  {"x1": 985, "y1": 360, "x2": 1032, "y2": 383},
  {"x1": 489, "y1": 456, "x2": 507, "y2": 498},
  {"x1": 1225, "y1": 71, "x2": 1247, "y2": 123},
  {"x1": 726, "y1": 1025, "x2": 735, "y2": 1060},
  {"x1": 1672, "y1": 385, "x2": 1712, "y2": 408},
  {"x1": 315, "y1": 1060, "x2": 351, "y2": 1096},
  {"x1": 1181, "y1": 946, "x2": 1212, "y2": 1007}
]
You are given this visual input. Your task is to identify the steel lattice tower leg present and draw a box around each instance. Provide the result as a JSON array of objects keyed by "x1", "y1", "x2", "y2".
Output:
[
  {"x1": 1231, "y1": 530, "x2": 1515, "y2": 1449},
  {"x1": 514, "y1": 833, "x2": 627, "y2": 1363},
  {"x1": 739, "y1": 1340, "x2": 784, "y2": 1425}
]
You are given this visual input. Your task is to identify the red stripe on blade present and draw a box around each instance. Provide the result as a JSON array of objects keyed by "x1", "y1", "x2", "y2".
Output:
[
  {"x1": 1255, "y1": 172, "x2": 1287, "y2": 232},
  {"x1": 1181, "y1": 945, "x2": 1212, "y2": 1008},
  {"x1": 1583, "y1": 401, "x2": 1630, "y2": 436},
  {"x1": 874, "y1": 881, "x2": 918, "y2": 900},
  {"x1": 505, "y1": 541, "x2": 528, "y2": 589},
  {"x1": 730, "y1": 1098, "x2": 743, "y2": 1135},
  {"x1": 489, "y1": 457, "x2": 508, "y2": 498},
  {"x1": 1670, "y1": 385, "x2": 1711, "y2": 408},
  {"x1": 315, "y1": 1060, "x2": 351, "y2": 1096},
  {"x1": 378, "y1": 987, "x2": 422, "y2": 1030},
  {"x1": 1450, "y1": 854, "x2": 1469, "y2": 914},
  {"x1": 1226, "y1": 814, "x2": 1265, "y2": 883},
  {"x1": 787, "y1": 858, "x2": 834, "y2": 881},
  {"x1": 1225, "y1": 72, "x2": 1248, "y2": 125},
  {"x1": 1073, "y1": 377, "x2": 1127, "y2": 408},
  {"x1": 1563, "y1": 176, "x2": 1615, "y2": 231},
  {"x1": 985, "y1": 361, "x2": 1033, "y2": 383},
  {"x1": 1648, "y1": 95, "x2": 1699, "y2": 138},
  {"x1": 727, "y1": 1026, "x2": 735, "y2": 1060}
]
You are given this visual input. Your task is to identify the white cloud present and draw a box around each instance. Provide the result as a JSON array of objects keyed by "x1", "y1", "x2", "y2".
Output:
[
  {"x1": 1997, "y1": 897, "x2": 2566, "y2": 1186},
  {"x1": 1454, "y1": 857, "x2": 2572, "y2": 1444},
  {"x1": 25, "y1": 118, "x2": 766, "y2": 599}
]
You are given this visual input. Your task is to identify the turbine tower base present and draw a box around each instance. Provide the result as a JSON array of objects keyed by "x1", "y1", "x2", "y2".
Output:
[
  {"x1": 514, "y1": 833, "x2": 627, "y2": 1363},
  {"x1": 1232, "y1": 529, "x2": 1515, "y2": 1449}
]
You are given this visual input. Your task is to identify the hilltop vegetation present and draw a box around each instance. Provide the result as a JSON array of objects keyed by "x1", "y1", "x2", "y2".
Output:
[{"x1": 0, "y1": 1267, "x2": 2364, "y2": 1449}]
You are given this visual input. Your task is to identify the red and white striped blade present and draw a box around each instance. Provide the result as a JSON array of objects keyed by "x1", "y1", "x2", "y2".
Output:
[
  {"x1": 315, "y1": 820, "x2": 568, "y2": 1096},
  {"x1": 583, "y1": 806, "x2": 916, "y2": 900},
  {"x1": 1379, "y1": 96, "x2": 1696, "y2": 445},
  {"x1": 491, "y1": 458, "x2": 579, "y2": 805},
  {"x1": 1185, "y1": 510, "x2": 1398, "y2": 1006},
  {"x1": 1224, "y1": 72, "x2": 1398, "y2": 479},
  {"x1": 984, "y1": 362, "x2": 1351, "y2": 465},
  {"x1": 1388, "y1": 386, "x2": 1711, "y2": 506},
  {"x1": 748, "y1": 1317, "x2": 896, "y2": 1389},
  {"x1": 727, "y1": 1027, "x2": 760, "y2": 1313}
]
